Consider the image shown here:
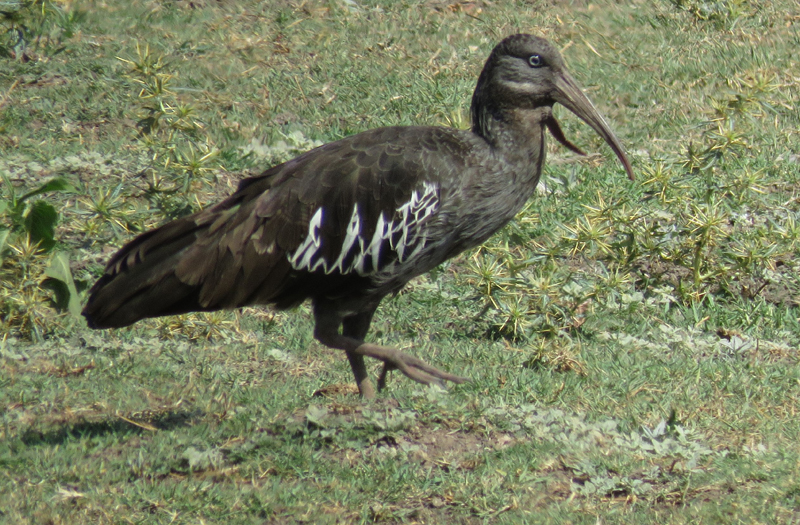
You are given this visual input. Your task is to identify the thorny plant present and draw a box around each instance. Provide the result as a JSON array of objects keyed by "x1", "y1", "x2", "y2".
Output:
[
  {"x1": 118, "y1": 43, "x2": 219, "y2": 219},
  {"x1": 0, "y1": 236, "x2": 52, "y2": 339},
  {"x1": 156, "y1": 310, "x2": 240, "y2": 343},
  {"x1": 74, "y1": 183, "x2": 138, "y2": 241}
]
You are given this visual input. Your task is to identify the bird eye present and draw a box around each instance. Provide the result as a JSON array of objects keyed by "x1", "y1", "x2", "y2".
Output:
[{"x1": 528, "y1": 54, "x2": 544, "y2": 67}]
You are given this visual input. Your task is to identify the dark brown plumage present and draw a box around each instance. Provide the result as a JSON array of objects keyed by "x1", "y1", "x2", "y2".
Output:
[{"x1": 83, "y1": 34, "x2": 634, "y2": 398}]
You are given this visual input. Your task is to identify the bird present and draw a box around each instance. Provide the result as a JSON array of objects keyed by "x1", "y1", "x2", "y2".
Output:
[{"x1": 83, "y1": 34, "x2": 634, "y2": 399}]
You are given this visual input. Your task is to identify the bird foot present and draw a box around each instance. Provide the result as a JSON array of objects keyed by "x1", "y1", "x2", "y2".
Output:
[
  {"x1": 353, "y1": 343, "x2": 469, "y2": 393},
  {"x1": 356, "y1": 377, "x2": 377, "y2": 399}
]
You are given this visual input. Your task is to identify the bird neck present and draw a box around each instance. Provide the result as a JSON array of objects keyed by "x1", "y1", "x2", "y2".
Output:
[{"x1": 471, "y1": 101, "x2": 551, "y2": 183}]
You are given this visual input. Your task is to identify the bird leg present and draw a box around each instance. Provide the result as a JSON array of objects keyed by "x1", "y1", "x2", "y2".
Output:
[
  {"x1": 376, "y1": 363, "x2": 393, "y2": 391},
  {"x1": 341, "y1": 311, "x2": 377, "y2": 399},
  {"x1": 314, "y1": 304, "x2": 468, "y2": 399},
  {"x1": 344, "y1": 311, "x2": 394, "y2": 392},
  {"x1": 315, "y1": 306, "x2": 379, "y2": 398}
]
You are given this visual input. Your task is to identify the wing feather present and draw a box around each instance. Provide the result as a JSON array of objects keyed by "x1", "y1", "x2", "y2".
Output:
[{"x1": 83, "y1": 126, "x2": 473, "y2": 328}]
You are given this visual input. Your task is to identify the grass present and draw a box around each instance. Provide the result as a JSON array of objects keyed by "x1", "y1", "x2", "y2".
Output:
[{"x1": 2, "y1": 0, "x2": 800, "y2": 523}]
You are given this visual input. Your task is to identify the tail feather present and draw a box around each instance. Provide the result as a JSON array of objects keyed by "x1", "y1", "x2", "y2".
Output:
[
  {"x1": 82, "y1": 218, "x2": 210, "y2": 329},
  {"x1": 82, "y1": 179, "x2": 297, "y2": 329}
]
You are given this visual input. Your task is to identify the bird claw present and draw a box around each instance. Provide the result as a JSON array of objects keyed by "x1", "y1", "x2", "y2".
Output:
[{"x1": 355, "y1": 343, "x2": 469, "y2": 392}]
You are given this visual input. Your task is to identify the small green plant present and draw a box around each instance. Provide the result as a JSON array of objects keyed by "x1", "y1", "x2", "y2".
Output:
[
  {"x1": 0, "y1": 175, "x2": 65, "y2": 254},
  {"x1": 118, "y1": 43, "x2": 219, "y2": 219},
  {"x1": 75, "y1": 183, "x2": 137, "y2": 241},
  {"x1": 523, "y1": 338, "x2": 586, "y2": 374},
  {"x1": 0, "y1": 0, "x2": 83, "y2": 59},
  {"x1": 669, "y1": 0, "x2": 754, "y2": 27},
  {"x1": 0, "y1": 174, "x2": 79, "y2": 339},
  {"x1": 156, "y1": 311, "x2": 239, "y2": 342}
]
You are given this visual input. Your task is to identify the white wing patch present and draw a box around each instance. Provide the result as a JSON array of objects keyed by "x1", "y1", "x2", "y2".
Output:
[
  {"x1": 287, "y1": 207, "x2": 324, "y2": 271},
  {"x1": 287, "y1": 182, "x2": 440, "y2": 275},
  {"x1": 384, "y1": 181, "x2": 439, "y2": 264}
]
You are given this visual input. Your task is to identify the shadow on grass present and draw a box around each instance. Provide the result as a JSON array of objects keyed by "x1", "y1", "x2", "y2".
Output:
[{"x1": 17, "y1": 408, "x2": 204, "y2": 446}]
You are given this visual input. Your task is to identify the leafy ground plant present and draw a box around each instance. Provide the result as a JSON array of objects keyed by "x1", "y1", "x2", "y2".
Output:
[
  {"x1": 0, "y1": 174, "x2": 78, "y2": 339},
  {"x1": 0, "y1": 0, "x2": 82, "y2": 60},
  {"x1": 1, "y1": 0, "x2": 800, "y2": 523}
]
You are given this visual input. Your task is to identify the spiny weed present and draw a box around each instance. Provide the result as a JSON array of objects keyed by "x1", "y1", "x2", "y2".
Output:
[
  {"x1": 726, "y1": 168, "x2": 766, "y2": 204},
  {"x1": 559, "y1": 215, "x2": 614, "y2": 259},
  {"x1": 776, "y1": 214, "x2": 800, "y2": 248},
  {"x1": 468, "y1": 249, "x2": 511, "y2": 301},
  {"x1": 117, "y1": 42, "x2": 220, "y2": 219},
  {"x1": 470, "y1": 253, "x2": 600, "y2": 341},
  {"x1": 685, "y1": 199, "x2": 730, "y2": 287},
  {"x1": 436, "y1": 107, "x2": 470, "y2": 130},
  {"x1": 0, "y1": 237, "x2": 55, "y2": 339},
  {"x1": 723, "y1": 236, "x2": 781, "y2": 277},
  {"x1": 156, "y1": 311, "x2": 240, "y2": 342},
  {"x1": 75, "y1": 183, "x2": 137, "y2": 241},
  {"x1": 523, "y1": 337, "x2": 586, "y2": 375}
]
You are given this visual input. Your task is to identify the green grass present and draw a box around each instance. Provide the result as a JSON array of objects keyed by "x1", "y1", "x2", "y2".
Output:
[{"x1": 2, "y1": 0, "x2": 800, "y2": 523}]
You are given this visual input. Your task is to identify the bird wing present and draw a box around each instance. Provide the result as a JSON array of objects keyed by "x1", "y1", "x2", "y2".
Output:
[
  {"x1": 85, "y1": 126, "x2": 466, "y2": 326},
  {"x1": 182, "y1": 126, "x2": 451, "y2": 307}
]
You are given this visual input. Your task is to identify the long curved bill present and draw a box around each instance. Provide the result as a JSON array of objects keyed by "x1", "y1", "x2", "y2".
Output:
[{"x1": 552, "y1": 71, "x2": 635, "y2": 181}]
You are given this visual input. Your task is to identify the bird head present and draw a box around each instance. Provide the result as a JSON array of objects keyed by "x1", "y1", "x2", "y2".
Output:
[{"x1": 471, "y1": 34, "x2": 634, "y2": 180}]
